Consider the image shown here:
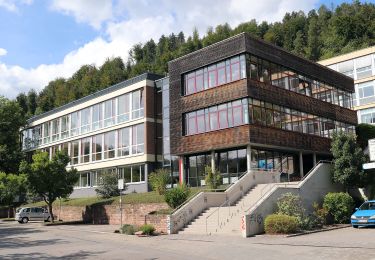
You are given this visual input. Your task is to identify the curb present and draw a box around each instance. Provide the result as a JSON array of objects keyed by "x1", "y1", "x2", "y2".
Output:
[{"x1": 286, "y1": 225, "x2": 351, "y2": 237}]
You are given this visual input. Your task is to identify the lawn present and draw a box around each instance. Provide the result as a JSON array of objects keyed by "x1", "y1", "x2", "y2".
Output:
[{"x1": 23, "y1": 187, "x2": 205, "y2": 208}]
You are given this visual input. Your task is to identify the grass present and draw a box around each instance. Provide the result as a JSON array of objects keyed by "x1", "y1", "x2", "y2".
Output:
[
  {"x1": 0, "y1": 218, "x2": 15, "y2": 221},
  {"x1": 21, "y1": 186, "x2": 217, "y2": 209}
]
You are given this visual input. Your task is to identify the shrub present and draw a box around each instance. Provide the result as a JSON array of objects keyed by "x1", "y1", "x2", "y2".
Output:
[
  {"x1": 311, "y1": 202, "x2": 328, "y2": 228},
  {"x1": 148, "y1": 169, "x2": 170, "y2": 195},
  {"x1": 164, "y1": 184, "x2": 190, "y2": 209},
  {"x1": 120, "y1": 224, "x2": 138, "y2": 235},
  {"x1": 140, "y1": 224, "x2": 155, "y2": 235},
  {"x1": 204, "y1": 165, "x2": 221, "y2": 189},
  {"x1": 95, "y1": 172, "x2": 122, "y2": 198},
  {"x1": 276, "y1": 193, "x2": 311, "y2": 229},
  {"x1": 264, "y1": 214, "x2": 299, "y2": 234},
  {"x1": 323, "y1": 192, "x2": 354, "y2": 224}
]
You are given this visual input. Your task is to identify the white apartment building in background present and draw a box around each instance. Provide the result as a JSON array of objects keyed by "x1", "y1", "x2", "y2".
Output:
[{"x1": 319, "y1": 46, "x2": 375, "y2": 124}]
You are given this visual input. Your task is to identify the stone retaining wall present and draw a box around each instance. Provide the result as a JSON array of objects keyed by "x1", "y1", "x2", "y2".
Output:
[{"x1": 52, "y1": 203, "x2": 169, "y2": 233}]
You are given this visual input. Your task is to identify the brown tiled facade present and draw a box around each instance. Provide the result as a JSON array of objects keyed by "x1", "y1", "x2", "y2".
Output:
[{"x1": 168, "y1": 33, "x2": 356, "y2": 156}]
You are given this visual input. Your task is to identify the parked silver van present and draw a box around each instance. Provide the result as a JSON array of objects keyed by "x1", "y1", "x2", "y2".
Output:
[{"x1": 15, "y1": 207, "x2": 51, "y2": 223}]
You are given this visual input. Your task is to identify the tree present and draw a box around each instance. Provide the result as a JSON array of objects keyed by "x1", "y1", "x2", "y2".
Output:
[
  {"x1": 95, "y1": 171, "x2": 122, "y2": 198},
  {"x1": 330, "y1": 131, "x2": 367, "y2": 189},
  {"x1": 148, "y1": 168, "x2": 171, "y2": 195},
  {"x1": 0, "y1": 172, "x2": 27, "y2": 218},
  {"x1": 0, "y1": 97, "x2": 25, "y2": 173},
  {"x1": 204, "y1": 165, "x2": 221, "y2": 190},
  {"x1": 22, "y1": 151, "x2": 78, "y2": 222}
]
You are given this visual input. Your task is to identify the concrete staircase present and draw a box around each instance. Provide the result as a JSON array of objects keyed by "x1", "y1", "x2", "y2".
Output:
[{"x1": 179, "y1": 183, "x2": 272, "y2": 235}]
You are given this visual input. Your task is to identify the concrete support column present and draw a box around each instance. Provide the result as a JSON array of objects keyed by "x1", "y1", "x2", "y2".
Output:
[
  {"x1": 313, "y1": 152, "x2": 317, "y2": 166},
  {"x1": 211, "y1": 150, "x2": 215, "y2": 172},
  {"x1": 246, "y1": 145, "x2": 252, "y2": 172},
  {"x1": 178, "y1": 156, "x2": 185, "y2": 184},
  {"x1": 299, "y1": 151, "x2": 304, "y2": 178}
]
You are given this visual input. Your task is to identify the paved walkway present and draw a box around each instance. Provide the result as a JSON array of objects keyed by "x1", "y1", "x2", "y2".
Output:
[{"x1": 1, "y1": 221, "x2": 374, "y2": 259}]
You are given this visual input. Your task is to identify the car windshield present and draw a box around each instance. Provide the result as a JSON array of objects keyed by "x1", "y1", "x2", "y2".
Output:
[
  {"x1": 16, "y1": 208, "x2": 22, "y2": 213},
  {"x1": 359, "y1": 202, "x2": 375, "y2": 210}
]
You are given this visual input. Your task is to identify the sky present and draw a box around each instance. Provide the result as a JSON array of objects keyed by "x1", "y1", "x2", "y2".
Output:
[{"x1": 0, "y1": 0, "x2": 366, "y2": 99}]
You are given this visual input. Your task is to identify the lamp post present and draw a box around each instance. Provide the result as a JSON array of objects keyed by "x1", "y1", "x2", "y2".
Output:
[{"x1": 118, "y1": 179, "x2": 124, "y2": 229}]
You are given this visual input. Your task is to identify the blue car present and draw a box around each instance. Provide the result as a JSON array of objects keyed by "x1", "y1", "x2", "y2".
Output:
[{"x1": 351, "y1": 200, "x2": 375, "y2": 228}]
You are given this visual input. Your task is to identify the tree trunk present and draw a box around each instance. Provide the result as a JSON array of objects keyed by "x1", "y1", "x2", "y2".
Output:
[
  {"x1": 8, "y1": 206, "x2": 11, "y2": 219},
  {"x1": 48, "y1": 202, "x2": 54, "y2": 223}
]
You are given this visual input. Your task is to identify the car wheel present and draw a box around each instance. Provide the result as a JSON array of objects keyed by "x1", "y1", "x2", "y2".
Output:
[
  {"x1": 18, "y1": 221, "x2": 22, "y2": 224},
  {"x1": 21, "y1": 217, "x2": 29, "y2": 224},
  {"x1": 352, "y1": 225, "x2": 358, "y2": 228}
]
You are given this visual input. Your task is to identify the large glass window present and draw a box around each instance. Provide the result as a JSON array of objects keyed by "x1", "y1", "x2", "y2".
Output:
[
  {"x1": 184, "y1": 99, "x2": 249, "y2": 135},
  {"x1": 61, "y1": 115, "x2": 69, "y2": 139},
  {"x1": 117, "y1": 93, "x2": 130, "y2": 123},
  {"x1": 118, "y1": 127, "x2": 130, "y2": 156},
  {"x1": 132, "y1": 89, "x2": 144, "y2": 119},
  {"x1": 356, "y1": 55, "x2": 372, "y2": 80},
  {"x1": 71, "y1": 141, "x2": 79, "y2": 165},
  {"x1": 80, "y1": 107, "x2": 91, "y2": 134},
  {"x1": 81, "y1": 137, "x2": 90, "y2": 163},
  {"x1": 42, "y1": 122, "x2": 50, "y2": 144},
  {"x1": 104, "y1": 99, "x2": 116, "y2": 127},
  {"x1": 104, "y1": 131, "x2": 115, "y2": 159},
  {"x1": 132, "y1": 124, "x2": 144, "y2": 154},
  {"x1": 92, "y1": 103, "x2": 102, "y2": 130},
  {"x1": 358, "y1": 82, "x2": 375, "y2": 105},
  {"x1": 338, "y1": 60, "x2": 354, "y2": 78},
  {"x1": 183, "y1": 54, "x2": 246, "y2": 95},
  {"x1": 92, "y1": 134, "x2": 103, "y2": 161},
  {"x1": 118, "y1": 165, "x2": 145, "y2": 183},
  {"x1": 71, "y1": 111, "x2": 79, "y2": 136},
  {"x1": 51, "y1": 119, "x2": 60, "y2": 142}
]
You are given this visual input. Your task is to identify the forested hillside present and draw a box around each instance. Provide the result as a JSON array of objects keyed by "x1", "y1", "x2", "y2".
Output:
[{"x1": 16, "y1": 1, "x2": 375, "y2": 118}]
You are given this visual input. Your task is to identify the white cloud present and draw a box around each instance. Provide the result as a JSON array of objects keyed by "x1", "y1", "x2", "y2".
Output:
[
  {"x1": 0, "y1": 48, "x2": 7, "y2": 56},
  {"x1": 0, "y1": 0, "x2": 32, "y2": 12},
  {"x1": 0, "y1": 0, "x2": 319, "y2": 99},
  {"x1": 50, "y1": 0, "x2": 113, "y2": 30}
]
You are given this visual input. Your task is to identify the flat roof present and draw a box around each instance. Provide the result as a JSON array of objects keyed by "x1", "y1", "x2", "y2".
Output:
[
  {"x1": 319, "y1": 46, "x2": 375, "y2": 66},
  {"x1": 27, "y1": 73, "x2": 163, "y2": 124}
]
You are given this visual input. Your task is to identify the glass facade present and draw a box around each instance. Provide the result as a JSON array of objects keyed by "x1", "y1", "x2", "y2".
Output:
[
  {"x1": 183, "y1": 55, "x2": 246, "y2": 95},
  {"x1": 184, "y1": 98, "x2": 355, "y2": 138},
  {"x1": 22, "y1": 88, "x2": 144, "y2": 150},
  {"x1": 75, "y1": 165, "x2": 145, "y2": 188}
]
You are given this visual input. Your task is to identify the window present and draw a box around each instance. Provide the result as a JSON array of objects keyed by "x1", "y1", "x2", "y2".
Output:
[
  {"x1": 71, "y1": 111, "x2": 79, "y2": 136},
  {"x1": 92, "y1": 103, "x2": 102, "y2": 130},
  {"x1": 338, "y1": 60, "x2": 354, "y2": 78},
  {"x1": 356, "y1": 55, "x2": 372, "y2": 79},
  {"x1": 51, "y1": 119, "x2": 60, "y2": 142},
  {"x1": 61, "y1": 142, "x2": 69, "y2": 155},
  {"x1": 81, "y1": 137, "x2": 90, "y2": 163},
  {"x1": 360, "y1": 108, "x2": 375, "y2": 124},
  {"x1": 92, "y1": 134, "x2": 103, "y2": 161},
  {"x1": 117, "y1": 94, "x2": 130, "y2": 123},
  {"x1": 132, "y1": 124, "x2": 144, "y2": 154},
  {"x1": 71, "y1": 141, "x2": 79, "y2": 165},
  {"x1": 80, "y1": 108, "x2": 91, "y2": 134},
  {"x1": 358, "y1": 82, "x2": 375, "y2": 105},
  {"x1": 118, "y1": 127, "x2": 130, "y2": 156},
  {"x1": 132, "y1": 89, "x2": 144, "y2": 119},
  {"x1": 118, "y1": 165, "x2": 145, "y2": 183},
  {"x1": 61, "y1": 115, "x2": 69, "y2": 139},
  {"x1": 104, "y1": 99, "x2": 116, "y2": 127},
  {"x1": 104, "y1": 131, "x2": 115, "y2": 159},
  {"x1": 183, "y1": 54, "x2": 246, "y2": 95}
]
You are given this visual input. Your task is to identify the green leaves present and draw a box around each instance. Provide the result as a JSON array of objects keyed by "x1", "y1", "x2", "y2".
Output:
[{"x1": 331, "y1": 132, "x2": 367, "y2": 189}]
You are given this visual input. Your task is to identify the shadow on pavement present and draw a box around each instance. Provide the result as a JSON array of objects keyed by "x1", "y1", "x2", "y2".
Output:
[
  {"x1": 0, "y1": 250, "x2": 104, "y2": 260},
  {"x1": 0, "y1": 222, "x2": 45, "y2": 240}
]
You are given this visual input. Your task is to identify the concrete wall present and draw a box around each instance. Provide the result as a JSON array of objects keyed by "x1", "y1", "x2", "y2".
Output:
[
  {"x1": 169, "y1": 169, "x2": 280, "y2": 234},
  {"x1": 242, "y1": 163, "x2": 343, "y2": 237}
]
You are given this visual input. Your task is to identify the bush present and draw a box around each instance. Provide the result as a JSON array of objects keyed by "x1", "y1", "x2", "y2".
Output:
[
  {"x1": 164, "y1": 184, "x2": 190, "y2": 209},
  {"x1": 276, "y1": 193, "x2": 311, "y2": 229},
  {"x1": 120, "y1": 224, "x2": 138, "y2": 235},
  {"x1": 95, "y1": 172, "x2": 122, "y2": 198},
  {"x1": 140, "y1": 224, "x2": 155, "y2": 235},
  {"x1": 323, "y1": 192, "x2": 354, "y2": 224},
  {"x1": 204, "y1": 165, "x2": 221, "y2": 189},
  {"x1": 264, "y1": 214, "x2": 299, "y2": 234},
  {"x1": 149, "y1": 169, "x2": 170, "y2": 195},
  {"x1": 312, "y1": 202, "x2": 328, "y2": 228}
]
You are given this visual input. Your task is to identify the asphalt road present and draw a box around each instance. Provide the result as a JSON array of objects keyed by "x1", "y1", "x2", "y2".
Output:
[{"x1": 0, "y1": 221, "x2": 374, "y2": 260}]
